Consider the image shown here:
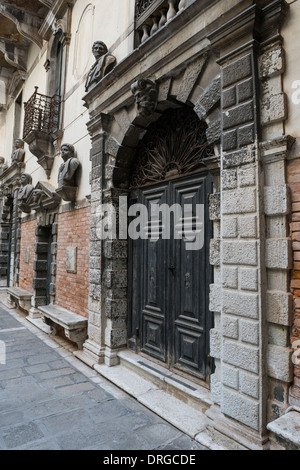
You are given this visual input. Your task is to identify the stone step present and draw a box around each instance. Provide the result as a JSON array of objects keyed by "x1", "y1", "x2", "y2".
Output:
[
  {"x1": 94, "y1": 360, "x2": 223, "y2": 450},
  {"x1": 267, "y1": 410, "x2": 300, "y2": 450},
  {"x1": 118, "y1": 349, "x2": 213, "y2": 414}
]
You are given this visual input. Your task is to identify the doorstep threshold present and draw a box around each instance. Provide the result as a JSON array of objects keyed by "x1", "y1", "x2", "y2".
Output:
[
  {"x1": 91, "y1": 350, "x2": 222, "y2": 450},
  {"x1": 118, "y1": 350, "x2": 213, "y2": 412}
]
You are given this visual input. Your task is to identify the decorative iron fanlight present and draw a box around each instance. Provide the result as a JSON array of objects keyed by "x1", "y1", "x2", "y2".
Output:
[{"x1": 130, "y1": 108, "x2": 214, "y2": 188}]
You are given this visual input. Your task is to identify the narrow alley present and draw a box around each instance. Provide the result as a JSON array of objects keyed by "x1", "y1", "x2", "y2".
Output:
[{"x1": 0, "y1": 302, "x2": 206, "y2": 451}]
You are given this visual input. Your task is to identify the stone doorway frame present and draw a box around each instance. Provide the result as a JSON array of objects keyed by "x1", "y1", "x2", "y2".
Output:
[
  {"x1": 82, "y1": 51, "x2": 221, "y2": 371},
  {"x1": 125, "y1": 106, "x2": 216, "y2": 382},
  {"x1": 80, "y1": 0, "x2": 295, "y2": 449},
  {"x1": 28, "y1": 211, "x2": 58, "y2": 318}
]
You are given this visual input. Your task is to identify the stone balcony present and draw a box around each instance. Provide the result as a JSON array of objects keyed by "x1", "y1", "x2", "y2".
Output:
[{"x1": 23, "y1": 87, "x2": 61, "y2": 178}]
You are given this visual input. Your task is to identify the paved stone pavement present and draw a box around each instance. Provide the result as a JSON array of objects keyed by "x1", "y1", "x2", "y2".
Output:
[{"x1": 0, "y1": 302, "x2": 206, "y2": 450}]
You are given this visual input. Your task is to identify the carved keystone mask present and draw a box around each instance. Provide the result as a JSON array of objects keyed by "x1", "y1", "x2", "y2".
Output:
[{"x1": 131, "y1": 78, "x2": 158, "y2": 117}]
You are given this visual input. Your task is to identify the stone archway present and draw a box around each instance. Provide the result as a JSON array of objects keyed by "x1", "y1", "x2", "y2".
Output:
[
  {"x1": 80, "y1": 0, "x2": 295, "y2": 449},
  {"x1": 81, "y1": 52, "x2": 222, "y2": 368},
  {"x1": 126, "y1": 106, "x2": 215, "y2": 381}
]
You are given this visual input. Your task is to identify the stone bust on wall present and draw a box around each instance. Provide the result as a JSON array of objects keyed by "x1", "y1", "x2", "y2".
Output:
[
  {"x1": 17, "y1": 173, "x2": 33, "y2": 213},
  {"x1": 85, "y1": 41, "x2": 116, "y2": 92},
  {"x1": 56, "y1": 143, "x2": 80, "y2": 201},
  {"x1": 11, "y1": 139, "x2": 25, "y2": 164}
]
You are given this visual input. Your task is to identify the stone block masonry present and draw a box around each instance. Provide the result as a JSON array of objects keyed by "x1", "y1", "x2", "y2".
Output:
[
  {"x1": 19, "y1": 218, "x2": 36, "y2": 294},
  {"x1": 207, "y1": 6, "x2": 273, "y2": 440},
  {"x1": 205, "y1": 3, "x2": 297, "y2": 444},
  {"x1": 56, "y1": 206, "x2": 90, "y2": 318},
  {"x1": 211, "y1": 43, "x2": 266, "y2": 435}
]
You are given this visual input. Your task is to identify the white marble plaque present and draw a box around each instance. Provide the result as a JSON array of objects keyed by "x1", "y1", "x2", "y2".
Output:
[
  {"x1": 66, "y1": 247, "x2": 77, "y2": 273},
  {"x1": 25, "y1": 247, "x2": 30, "y2": 264}
]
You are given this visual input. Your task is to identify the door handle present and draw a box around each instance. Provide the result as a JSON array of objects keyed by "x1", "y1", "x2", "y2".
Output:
[
  {"x1": 168, "y1": 265, "x2": 175, "y2": 273},
  {"x1": 184, "y1": 272, "x2": 191, "y2": 289}
]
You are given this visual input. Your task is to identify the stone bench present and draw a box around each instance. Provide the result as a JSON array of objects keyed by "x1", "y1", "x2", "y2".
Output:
[
  {"x1": 7, "y1": 287, "x2": 32, "y2": 313},
  {"x1": 39, "y1": 304, "x2": 88, "y2": 349}
]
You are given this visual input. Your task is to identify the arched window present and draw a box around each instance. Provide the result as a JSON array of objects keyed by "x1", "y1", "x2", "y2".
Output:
[
  {"x1": 54, "y1": 34, "x2": 63, "y2": 96},
  {"x1": 48, "y1": 30, "x2": 64, "y2": 98}
]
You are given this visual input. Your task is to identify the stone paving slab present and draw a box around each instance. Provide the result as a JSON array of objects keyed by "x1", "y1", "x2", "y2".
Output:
[{"x1": 0, "y1": 303, "x2": 206, "y2": 450}]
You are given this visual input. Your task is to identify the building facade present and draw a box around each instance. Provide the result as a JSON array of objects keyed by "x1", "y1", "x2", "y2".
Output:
[{"x1": 0, "y1": 0, "x2": 300, "y2": 450}]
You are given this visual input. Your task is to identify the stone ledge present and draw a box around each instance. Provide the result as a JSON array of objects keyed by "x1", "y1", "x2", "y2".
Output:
[
  {"x1": 267, "y1": 410, "x2": 300, "y2": 450},
  {"x1": 39, "y1": 304, "x2": 88, "y2": 349}
]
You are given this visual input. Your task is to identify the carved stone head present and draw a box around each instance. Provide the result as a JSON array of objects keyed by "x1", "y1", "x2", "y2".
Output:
[
  {"x1": 61, "y1": 143, "x2": 75, "y2": 162},
  {"x1": 92, "y1": 41, "x2": 108, "y2": 60},
  {"x1": 32, "y1": 189, "x2": 43, "y2": 204},
  {"x1": 15, "y1": 139, "x2": 25, "y2": 149},
  {"x1": 131, "y1": 79, "x2": 158, "y2": 117},
  {"x1": 20, "y1": 173, "x2": 32, "y2": 186}
]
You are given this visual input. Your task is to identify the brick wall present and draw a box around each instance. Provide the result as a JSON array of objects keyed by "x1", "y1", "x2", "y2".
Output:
[
  {"x1": 288, "y1": 158, "x2": 300, "y2": 406},
  {"x1": 18, "y1": 218, "x2": 36, "y2": 293},
  {"x1": 56, "y1": 206, "x2": 90, "y2": 318}
]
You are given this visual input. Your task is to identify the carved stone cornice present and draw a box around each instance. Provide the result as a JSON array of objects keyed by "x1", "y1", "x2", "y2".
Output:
[
  {"x1": 0, "y1": 3, "x2": 43, "y2": 48},
  {"x1": 1, "y1": 193, "x2": 13, "y2": 221},
  {"x1": 0, "y1": 40, "x2": 27, "y2": 72},
  {"x1": 208, "y1": 0, "x2": 289, "y2": 60},
  {"x1": 23, "y1": 130, "x2": 55, "y2": 179},
  {"x1": 86, "y1": 113, "x2": 113, "y2": 139},
  {"x1": 26, "y1": 181, "x2": 61, "y2": 212},
  {"x1": 260, "y1": 135, "x2": 296, "y2": 164},
  {"x1": 39, "y1": 0, "x2": 71, "y2": 41},
  {"x1": 207, "y1": 5, "x2": 261, "y2": 55},
  {"x1": 0, "y1": 162, "x2": 25, "y2": 188},
  {"x1": 38, "y1": 0, "x2": 54, "y2": 9},
  {"x1": 261, "y1": 0, "x2": 289, "y2": 43},
  {"x1": 8, "y1": 70, "x2": 27, "y2": 99},
  {"x1": 0, "y1": 157, "x2": 7, "y2": 176}
]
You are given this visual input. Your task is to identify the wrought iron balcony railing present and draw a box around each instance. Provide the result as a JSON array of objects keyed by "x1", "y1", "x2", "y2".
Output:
[
  {"x1": 135, "y1": 0, "x2": 193, "y2": 45},
  {"x1": 23, "y1": 87, "x2": 60, "y2": 139}
]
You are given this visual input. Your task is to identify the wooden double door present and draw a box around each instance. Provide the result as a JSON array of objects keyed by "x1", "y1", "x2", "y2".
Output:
[{"x1": 129, "y1": 173, "x2": 213, "y2": 382}]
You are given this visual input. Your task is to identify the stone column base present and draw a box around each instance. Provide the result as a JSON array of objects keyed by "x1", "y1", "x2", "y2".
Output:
[
  {"x1": 28, "y1": 306, "x2": 41, "y2": 319},
  {"x1": 77, "y1": 339, "x2": 105, "y2": 367},
  {"x1": 104, "y1": 346, "x2": 122, "y2": 367},
  {"x1": 205, "y1": 406, "x2": 270, "y2": 450}
]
